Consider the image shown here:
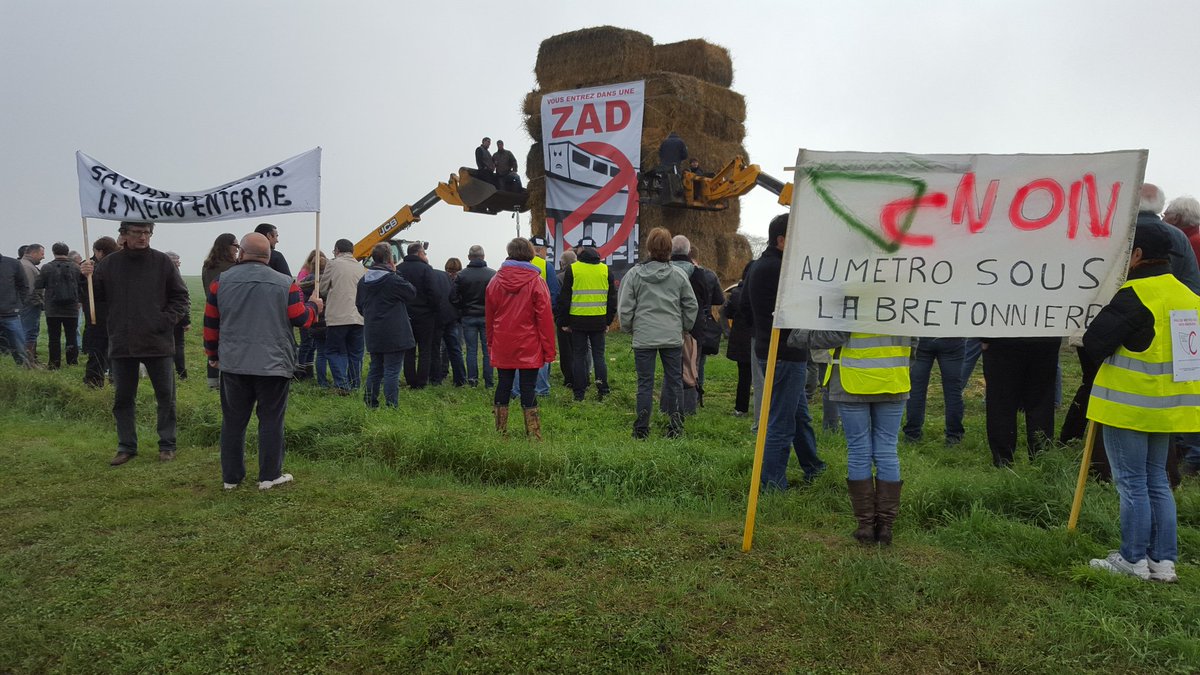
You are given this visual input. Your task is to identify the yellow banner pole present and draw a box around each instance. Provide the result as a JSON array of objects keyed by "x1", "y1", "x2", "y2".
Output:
[
  {"x1": 312, "y1": 212, "x2": 321, "y2": 300},
  {"x1": 1067, "y1": 420, "x2": 1098, "y2": 531},
  {"x1": 81, "y1": 217, "x2": 96, "y2": 324},
  {"x1": 742, "y1": 327, "x2": 782, "y2": 552}
]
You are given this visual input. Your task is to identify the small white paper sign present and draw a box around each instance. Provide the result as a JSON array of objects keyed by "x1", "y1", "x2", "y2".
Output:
[{"x1": 1170, "y1": 309, "x2": 1200, "y2": 382}]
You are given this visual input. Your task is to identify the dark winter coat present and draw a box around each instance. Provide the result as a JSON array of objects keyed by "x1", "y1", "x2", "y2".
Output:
[
  {"x1": 0, "y1": 254, "x2": 28, "y2": 317},
  {"x1": 745, "y1": 246, "x2": 807, "y2": 362},
  {"x1": 722, "y1": 282, "x2": 753, "y2": 363},
  {"x1": 1138, "y1": 211, "x2": 1200, "y2": 294},
  {"x1": 356, "y1": 264, "x2": 418, "y2": 354},
  {"x1": 92, "y1": 247, "x2": 190, "y2": 359},
  {"x1": 486, "y1": 260, "x2": 556, "y2": 369},
  {"x1": 268, "y1": 249, "x2": 292, "y2": 278},
  {"x1": 396, "y1": 255, "x2": 454, "y2": 322},
  {"x1": 454, "y1": 260, "x2": 495, "y2": 318}
]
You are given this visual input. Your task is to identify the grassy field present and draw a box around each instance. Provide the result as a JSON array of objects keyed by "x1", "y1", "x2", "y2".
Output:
[{"x1": 0, "y1": 276, "x2": 1197, "y2": 672}]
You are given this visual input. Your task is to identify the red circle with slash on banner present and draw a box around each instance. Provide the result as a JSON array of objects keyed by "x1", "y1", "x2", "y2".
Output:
[{"x1": 559, "y1": 141, "x2": 640, "y2": 260}]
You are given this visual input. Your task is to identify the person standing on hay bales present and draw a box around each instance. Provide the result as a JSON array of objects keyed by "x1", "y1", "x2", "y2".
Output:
[
  {"x1": 1084, "y1": 224, "x2": 1193, "y2": 583},
  {"x1": 745, "y1": 214, "x2": 826, "y2": 490},
  {"x1": 204, "y1": 232, "x2": 322, "y2": 491},
  {"x1": 80, "y1": 221, "x2": 190, "y2": 467},
  {"x1": 619, "y1": 227, "x2": 698, "y2": 439},
  {"x1": 486, "y1": 237, "x2": 556, "y2": 440},
  {"x1": 557, "y1": 236, "x2": 617, "y2": 402},
  {"x1": 475, "y1": 136, "x2": 496, "y2": 187},
  {"x1": 492, "y1": 140, "x2": 522, "y2": 191},
  {"x1": 658, "y1": 132, "x2": 688, "y2": 173}
]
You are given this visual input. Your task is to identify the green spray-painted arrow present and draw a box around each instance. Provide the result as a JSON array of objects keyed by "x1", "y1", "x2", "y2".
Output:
[{"x1": 805, "y1": 169, "x2": 927, "y2": 254}]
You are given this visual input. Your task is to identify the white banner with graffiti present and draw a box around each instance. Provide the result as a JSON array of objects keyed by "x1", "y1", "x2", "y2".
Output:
[
  {"x1": 77, "y1": 148, "x2": 321, "y2": 222},
  {"x1": 540, "y1": 81, "x2": 644, "y2": 274},
  {"x1": 775, "y1": 149, "x2": 1148, "y2": 338}
]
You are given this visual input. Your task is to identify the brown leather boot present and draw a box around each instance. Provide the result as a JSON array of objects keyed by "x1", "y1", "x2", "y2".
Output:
[
  {"x1": 874, "y1": 479, "x2": 903, "y2": 546},
  {"x1": 493, "y1": 405, "x2": 509, "y2": 437},
  {"x1": 523, "y1": 407, "x2": 542, "y2": 441},
  {"x1": 847, "y1": 478, "x2": 876, "y2": 544}
]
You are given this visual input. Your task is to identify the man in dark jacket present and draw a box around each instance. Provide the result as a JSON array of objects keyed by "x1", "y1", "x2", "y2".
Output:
[
  {"x1": 396, "y1": 242, "x2": 453, "y2": 389},
  {"x1": 356, "y1": 243, "x2": 417, "y2": 408},
  {"x1": 658, "y1": 132, "x2": 688, "y2": 170},
  {"x1": 556, "y1": 237, "x2": 617, "y2": 401},
  {"x1": 36, "y1": 242, "x2": 84, "y2": 369},
  {"x1": 475, "y1": 137, "x2": 496, "y2": 187},
  {"x1": 0, "y1": 251, "x2": 30, "y2": 366},
  {"x1": 745, "y1": 214, "x2": 825, "y2": 489},
  {"x1": 204, "y1": 232, "x2": 321, "y2": 490},
  {"x1": 455, "y1": 244, "x2": 495, "y2": 387},
  {"x1": 688, "y1": 243, "x2": 725, "y2": 407},
  {"x1": 254, "y1": 223, "x2": 292, "y2": 277},
  {"x1": 81, "y1": 221, "x2": 190, "y2": 466},
  {"x1": 492, "y1": 140, "x2": 522, "y2": 191}
]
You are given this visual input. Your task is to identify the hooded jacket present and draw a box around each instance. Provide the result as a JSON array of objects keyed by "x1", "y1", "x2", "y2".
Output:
[
  {"x1": 356, "y1": 264, "x2": 418, "y2": 353},
  {"x1": 618, "y1": 260, "x2": 698, "y2": 349},
  {"x1": 486, "y1": 260, "x2": 556, "y2": 369}
]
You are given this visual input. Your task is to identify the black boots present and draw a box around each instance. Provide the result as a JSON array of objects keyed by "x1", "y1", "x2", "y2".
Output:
[
  {"x1": 847, "y1": 479, "x2": 876, "y2": 544},
  {"x1": 848, "y1": 478, "x2": 902, "y2": 546},
  {"x1": 874, "y1": 480, "x2": 903, "y2": 546}
]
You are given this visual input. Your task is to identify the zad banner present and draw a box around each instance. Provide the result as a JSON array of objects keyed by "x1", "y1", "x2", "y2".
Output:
[
  {"x1": 77, "y1": 148, "x2": 322, "y2": 222},
  {"x1": 540, "y1": 80, "x2": 644, "y2": 275},
  {"x1": 776, "y1": 149, "x2": 1148, "y2": 339}
]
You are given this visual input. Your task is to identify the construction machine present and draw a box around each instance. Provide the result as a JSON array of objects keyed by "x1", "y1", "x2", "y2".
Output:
[
  {"x1": 637, "y1": 156, "x2": 793, "y2": 210},
  {"x1": 353, "y1": 168, "x2": 528, "y2": 260}
]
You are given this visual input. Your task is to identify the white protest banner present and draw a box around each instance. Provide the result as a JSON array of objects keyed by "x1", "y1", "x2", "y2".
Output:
[
  {"x1": 77, "y1": 148, "x2": 321, "y2": 222},
  {"x1": 541, "y1": 80, "x2": 643, "y2": 275},
  {"x1": 775, "y1": 150, "x2": 1147, "y2": 338}
]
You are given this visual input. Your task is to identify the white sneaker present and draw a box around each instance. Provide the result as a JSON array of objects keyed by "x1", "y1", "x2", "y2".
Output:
[
  {"x1": 258, "y1": 473, "x2": 294, "y2": 491},
  {"x1": 1148, "y1": 558, "x2": 1178, "y2": 583},
  {"x1": 1090, "y1": 551, "x2": 1150, "y2": 581},
  {"x1": 223, "y1": 482, "x2": 238, "y2": 490}
]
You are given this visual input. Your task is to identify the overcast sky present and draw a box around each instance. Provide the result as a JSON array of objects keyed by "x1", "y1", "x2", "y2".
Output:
[{"x1": 3, "y1": 0, "x2": 1197, "y2": 274}]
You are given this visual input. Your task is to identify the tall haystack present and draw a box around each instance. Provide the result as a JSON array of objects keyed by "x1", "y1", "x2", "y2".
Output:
[{"x1": 523, "y1": 26, "x2": 752, "y2": 285}]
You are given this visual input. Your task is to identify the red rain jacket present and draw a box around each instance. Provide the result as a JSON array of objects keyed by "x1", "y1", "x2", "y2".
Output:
[{"x1": 486, "y1": 261, "x2": 556, "y2": 369}]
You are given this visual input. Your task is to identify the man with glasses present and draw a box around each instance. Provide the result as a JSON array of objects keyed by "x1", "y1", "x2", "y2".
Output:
[{"x1": 81, "y1": 221, "x2": 190, "y2": 466}]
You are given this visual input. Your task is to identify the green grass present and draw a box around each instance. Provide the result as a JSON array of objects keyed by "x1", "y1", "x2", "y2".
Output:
[{"x1": 0, "y1": 276, "x2": 1196, "y2": 672}]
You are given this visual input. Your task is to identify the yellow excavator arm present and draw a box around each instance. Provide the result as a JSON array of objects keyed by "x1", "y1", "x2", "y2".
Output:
[
  {"x1": 353, "y1": 169, "x2": 528, "y2": 260},
  {"x1": 639, "y1": 156, "x2": 792, "y2": 211}
]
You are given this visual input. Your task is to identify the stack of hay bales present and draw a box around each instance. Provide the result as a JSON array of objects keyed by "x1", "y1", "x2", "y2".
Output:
[{"x1": 523, "y1": 26, "x2": 752, "y2": 284}]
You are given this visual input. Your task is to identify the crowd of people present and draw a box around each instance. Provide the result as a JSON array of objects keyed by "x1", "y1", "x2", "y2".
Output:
[{"x1": 3, "y1": 181, "x2": 1198, "y2": 583}]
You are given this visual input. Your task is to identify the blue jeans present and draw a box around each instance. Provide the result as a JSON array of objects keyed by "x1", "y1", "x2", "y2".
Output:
[
  {"x1": 19, "y1": 305, "x2": 41, "y2": 344},
  {"x1": 326, "y1": 324, "x2": 364, "y2": 390},
  {"x1": 571, "y1": 330, "x2": 609, "y2": 398},
  {"x1": 365, "y1": 350, "x2": 404, "y2": 407},
  {"x1": 903, "y1": 337, "x2": 965, "y2": 442},
  {"x1": 1104, "y1": 425, "x2": 1177, "y2": 563},
  {"x1": 840, "y1": 400, "x2": 904, "y2": 482},
  {"x1": 0, "y1": 315, "x2": 27, "y2": 364},
  {"x1": 757, "y1": 358, "x2": 825, "y2": 489},
  {"x1": 635, "y1": 346, "x2": 683, "y2": 434},
  {"x1": 313, "y1": 333, "x2": 329, "y2": 387},
  {"x1": 962, "y1": 338, "x2": 982, "y2": 381},
  {"x1": 461, "y1": 315, "x2": 492, "y2": 386},
  {"x1": 513, "y1": 363, "x2": 551, "y2": 397}
]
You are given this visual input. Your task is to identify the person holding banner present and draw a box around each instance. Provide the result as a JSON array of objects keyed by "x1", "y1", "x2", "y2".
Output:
[
  {"x1": 790, "y1": 328, "x2": 913, "y2": 545},
  {"x1": 745, "y1": 214, "x2": 826, "y2": 490},
  {"x1": 1083, "y1": 224, "x2": 1194, "y2": 583},
  {"x1": 80, "y1": 222, "x2": 190, "y2": 466}
]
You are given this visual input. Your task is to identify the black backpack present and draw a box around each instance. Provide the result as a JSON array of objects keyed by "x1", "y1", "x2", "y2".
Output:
[
  {"x1": 688, "y1": 267, "x2": 722, "y2": 356},
  {"x1": 46, "y1": 262, "x2": 79, "y2": 306}
]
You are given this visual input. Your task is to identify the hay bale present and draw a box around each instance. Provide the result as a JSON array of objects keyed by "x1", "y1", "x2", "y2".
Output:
[
  {"x1": 653, "y1": 39, "x2": 734, "y2": 87},
  {"x1": 645, "y1": 71, "x2": 745, "y2": 122},
  {"x1": 535, "y1": 26, "x2": 654, "y2": 92},
  {"x1": 526, "y1": 143, "x2": 545, "y2": 233}
]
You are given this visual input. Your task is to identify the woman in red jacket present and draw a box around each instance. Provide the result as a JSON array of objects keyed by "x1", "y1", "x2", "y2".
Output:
[{"x1": 486, "y1": 237, "x2": 556, "y2": 439}]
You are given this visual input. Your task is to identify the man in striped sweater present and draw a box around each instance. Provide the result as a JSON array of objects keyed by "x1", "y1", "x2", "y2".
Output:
[{"x1": 203, "y1": 233, "x2": 322, "y2": 491}]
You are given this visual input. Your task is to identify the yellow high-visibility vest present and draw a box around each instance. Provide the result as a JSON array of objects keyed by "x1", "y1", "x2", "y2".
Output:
[
  {"x1": 569, "y1": 261, "x2": 609, "y2": 316},
  {"x1": 1088, "y1": 274, "x2": 1200, "y2": 433},
  {"x1": 532, "y1": 256, "x2": 548, "y2": 280},
  {"x1": 836, "y1": 333, "x2": 911, "y2": 395}
]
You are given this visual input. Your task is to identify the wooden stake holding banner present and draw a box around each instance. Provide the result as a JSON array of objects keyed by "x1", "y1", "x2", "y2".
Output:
[
  {"x1": 312, "y1": 212, "x2": 321, "y2": 299},
  {"x1": 1067, "y1": 420, "x2": 1098, "y2": 531},
  {"x1": 742, "y1": 328, "x2": 782, "y2": 552},
  {"x1": 81, "y1": 217, "x2": 96, "y2": 324}
]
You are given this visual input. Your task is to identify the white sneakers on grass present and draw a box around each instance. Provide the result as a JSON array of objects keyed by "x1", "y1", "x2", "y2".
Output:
[
  {"x1": 1090, "y1": 552, "x2": 1150, "y2": 580},
  {"x1": 258, "y1": 473, "x2": 294, "y2": 491},
  {"x1": 1148, "y1": 558, "x2": 1178, "y2": 583},
  {"x1": 1090, "y1": 551, "x2": 1179, "y2": 582}
]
